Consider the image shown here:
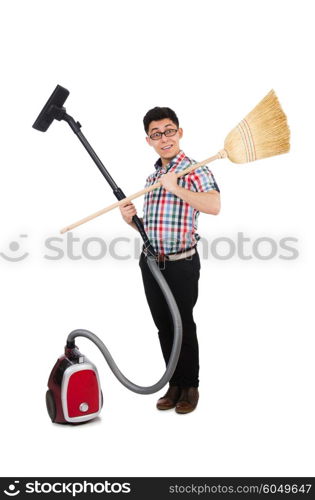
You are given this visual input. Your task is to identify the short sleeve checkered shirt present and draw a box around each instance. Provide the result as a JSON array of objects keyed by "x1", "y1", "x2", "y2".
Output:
[{"x1": 143, "y1": 150, "x2": 220, "y2": 255}]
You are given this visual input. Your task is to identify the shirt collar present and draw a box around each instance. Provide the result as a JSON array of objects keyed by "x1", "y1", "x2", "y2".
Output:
[{"x1": 154, "y1": 150, "x2": 186, "y2": 173}]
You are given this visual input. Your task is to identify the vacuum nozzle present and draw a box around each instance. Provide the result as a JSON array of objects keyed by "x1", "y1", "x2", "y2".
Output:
[{"x1": 32, "y1": 84, "x2": 69, "y2": 132}]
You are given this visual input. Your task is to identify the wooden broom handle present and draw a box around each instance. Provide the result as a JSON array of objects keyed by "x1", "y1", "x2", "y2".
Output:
[{"x1": 60, "y1": 150, "x2": 227, "y2": 234}]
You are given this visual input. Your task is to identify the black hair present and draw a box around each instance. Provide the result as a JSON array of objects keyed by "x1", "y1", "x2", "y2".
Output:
[{"x1": 143, "y1": 107, "x2": 179, "y2": 134}]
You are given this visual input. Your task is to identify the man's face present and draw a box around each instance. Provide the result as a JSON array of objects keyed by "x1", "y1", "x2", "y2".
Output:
[{"x1": 146, "y1": 119, "x2": 183, "y2": 164}]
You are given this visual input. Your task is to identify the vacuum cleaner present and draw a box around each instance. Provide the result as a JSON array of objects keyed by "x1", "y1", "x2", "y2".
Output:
[{"x1": 33, "y1": 85, "x2": 183, "y2": 424}]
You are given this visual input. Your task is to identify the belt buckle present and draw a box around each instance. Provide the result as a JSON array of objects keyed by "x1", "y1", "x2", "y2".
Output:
[{"x1": 156, "y1": 253, "x2": 169, "y2": 262}]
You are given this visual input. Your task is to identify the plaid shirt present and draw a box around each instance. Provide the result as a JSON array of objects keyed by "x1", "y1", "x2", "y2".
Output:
[{"x1": 143, "y1": 150, "x2": 220, "y2": 255}]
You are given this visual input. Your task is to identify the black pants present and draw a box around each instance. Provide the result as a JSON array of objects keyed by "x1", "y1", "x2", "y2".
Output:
[{"x1": 139, "y1": 250, "x2": 201, "y2": 387}]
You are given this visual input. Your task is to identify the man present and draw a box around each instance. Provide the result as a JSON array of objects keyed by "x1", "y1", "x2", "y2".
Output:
[{"x1": 120, "y1": 107, "x2": 220, "y2": 414}]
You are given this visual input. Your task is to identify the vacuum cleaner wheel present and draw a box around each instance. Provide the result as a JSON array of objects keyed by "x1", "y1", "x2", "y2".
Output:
[{"x1": 46, "y1": 389, "x2": 56, "y2": 422}]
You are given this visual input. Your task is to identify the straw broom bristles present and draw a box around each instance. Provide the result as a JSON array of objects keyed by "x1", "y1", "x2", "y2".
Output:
[{"x1": 224, "y1": 89, "x2": 290, "y2": 163}]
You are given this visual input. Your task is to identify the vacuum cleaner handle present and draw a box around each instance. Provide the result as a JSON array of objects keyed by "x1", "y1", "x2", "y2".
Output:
[
  {"x1": 113, "y1": 187, "x2": 156, "y2": 257},
  {"x1": 60, "y1": 113, "x2": 157, "y2": 257}
]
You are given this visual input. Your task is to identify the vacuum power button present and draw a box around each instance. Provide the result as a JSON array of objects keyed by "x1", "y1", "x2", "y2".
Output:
[{"x1": 79, "y1": 402, "x2": 89, "y2": 412}]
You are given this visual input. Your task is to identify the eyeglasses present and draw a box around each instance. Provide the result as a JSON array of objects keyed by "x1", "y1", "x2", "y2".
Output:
[{"x1": 149, "y1": 128, "x2": 178, "y2": 141}]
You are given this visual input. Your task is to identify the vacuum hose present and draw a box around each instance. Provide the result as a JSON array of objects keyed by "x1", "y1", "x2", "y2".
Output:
[{"x1": 66, "y1": 255, "x2": 183, "y2": 394}]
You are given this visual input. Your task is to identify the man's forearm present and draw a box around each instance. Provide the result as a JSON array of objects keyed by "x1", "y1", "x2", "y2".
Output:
[{"x1": 173, "y1": 186, "x2": 220, "y2": 215}]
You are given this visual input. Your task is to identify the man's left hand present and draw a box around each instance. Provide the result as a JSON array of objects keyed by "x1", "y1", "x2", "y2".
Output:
[{"x1": 159, "y1": 172, "x2": 178, "y2": 194}]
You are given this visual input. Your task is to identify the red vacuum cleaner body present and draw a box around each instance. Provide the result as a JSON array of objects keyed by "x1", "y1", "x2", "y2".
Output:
[{"x1": 46, "y1": 346, "x2": 102, "y2": 424}]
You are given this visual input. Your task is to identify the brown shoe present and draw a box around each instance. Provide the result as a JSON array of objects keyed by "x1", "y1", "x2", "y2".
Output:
[
  {"x1": 175, "y1": 387, "x2": 199, "y2": 414},
  {"x1": 156, "y1": 385, "x2": 181, "y2": 410}
]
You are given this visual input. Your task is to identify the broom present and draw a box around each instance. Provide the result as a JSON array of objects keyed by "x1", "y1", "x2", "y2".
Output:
[{"x1": 60, "y1": 89, "x2": 290, "y2": 234}]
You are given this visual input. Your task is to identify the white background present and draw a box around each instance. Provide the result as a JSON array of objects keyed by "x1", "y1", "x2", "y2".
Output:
[{"x1": 0, "y1": 0, "x2": 314, "y2": 478}]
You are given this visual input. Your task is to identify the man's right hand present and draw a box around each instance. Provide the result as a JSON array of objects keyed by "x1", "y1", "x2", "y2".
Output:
[{"x1": 119, "y1": 201, "x2": 137, "y2": 224}]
